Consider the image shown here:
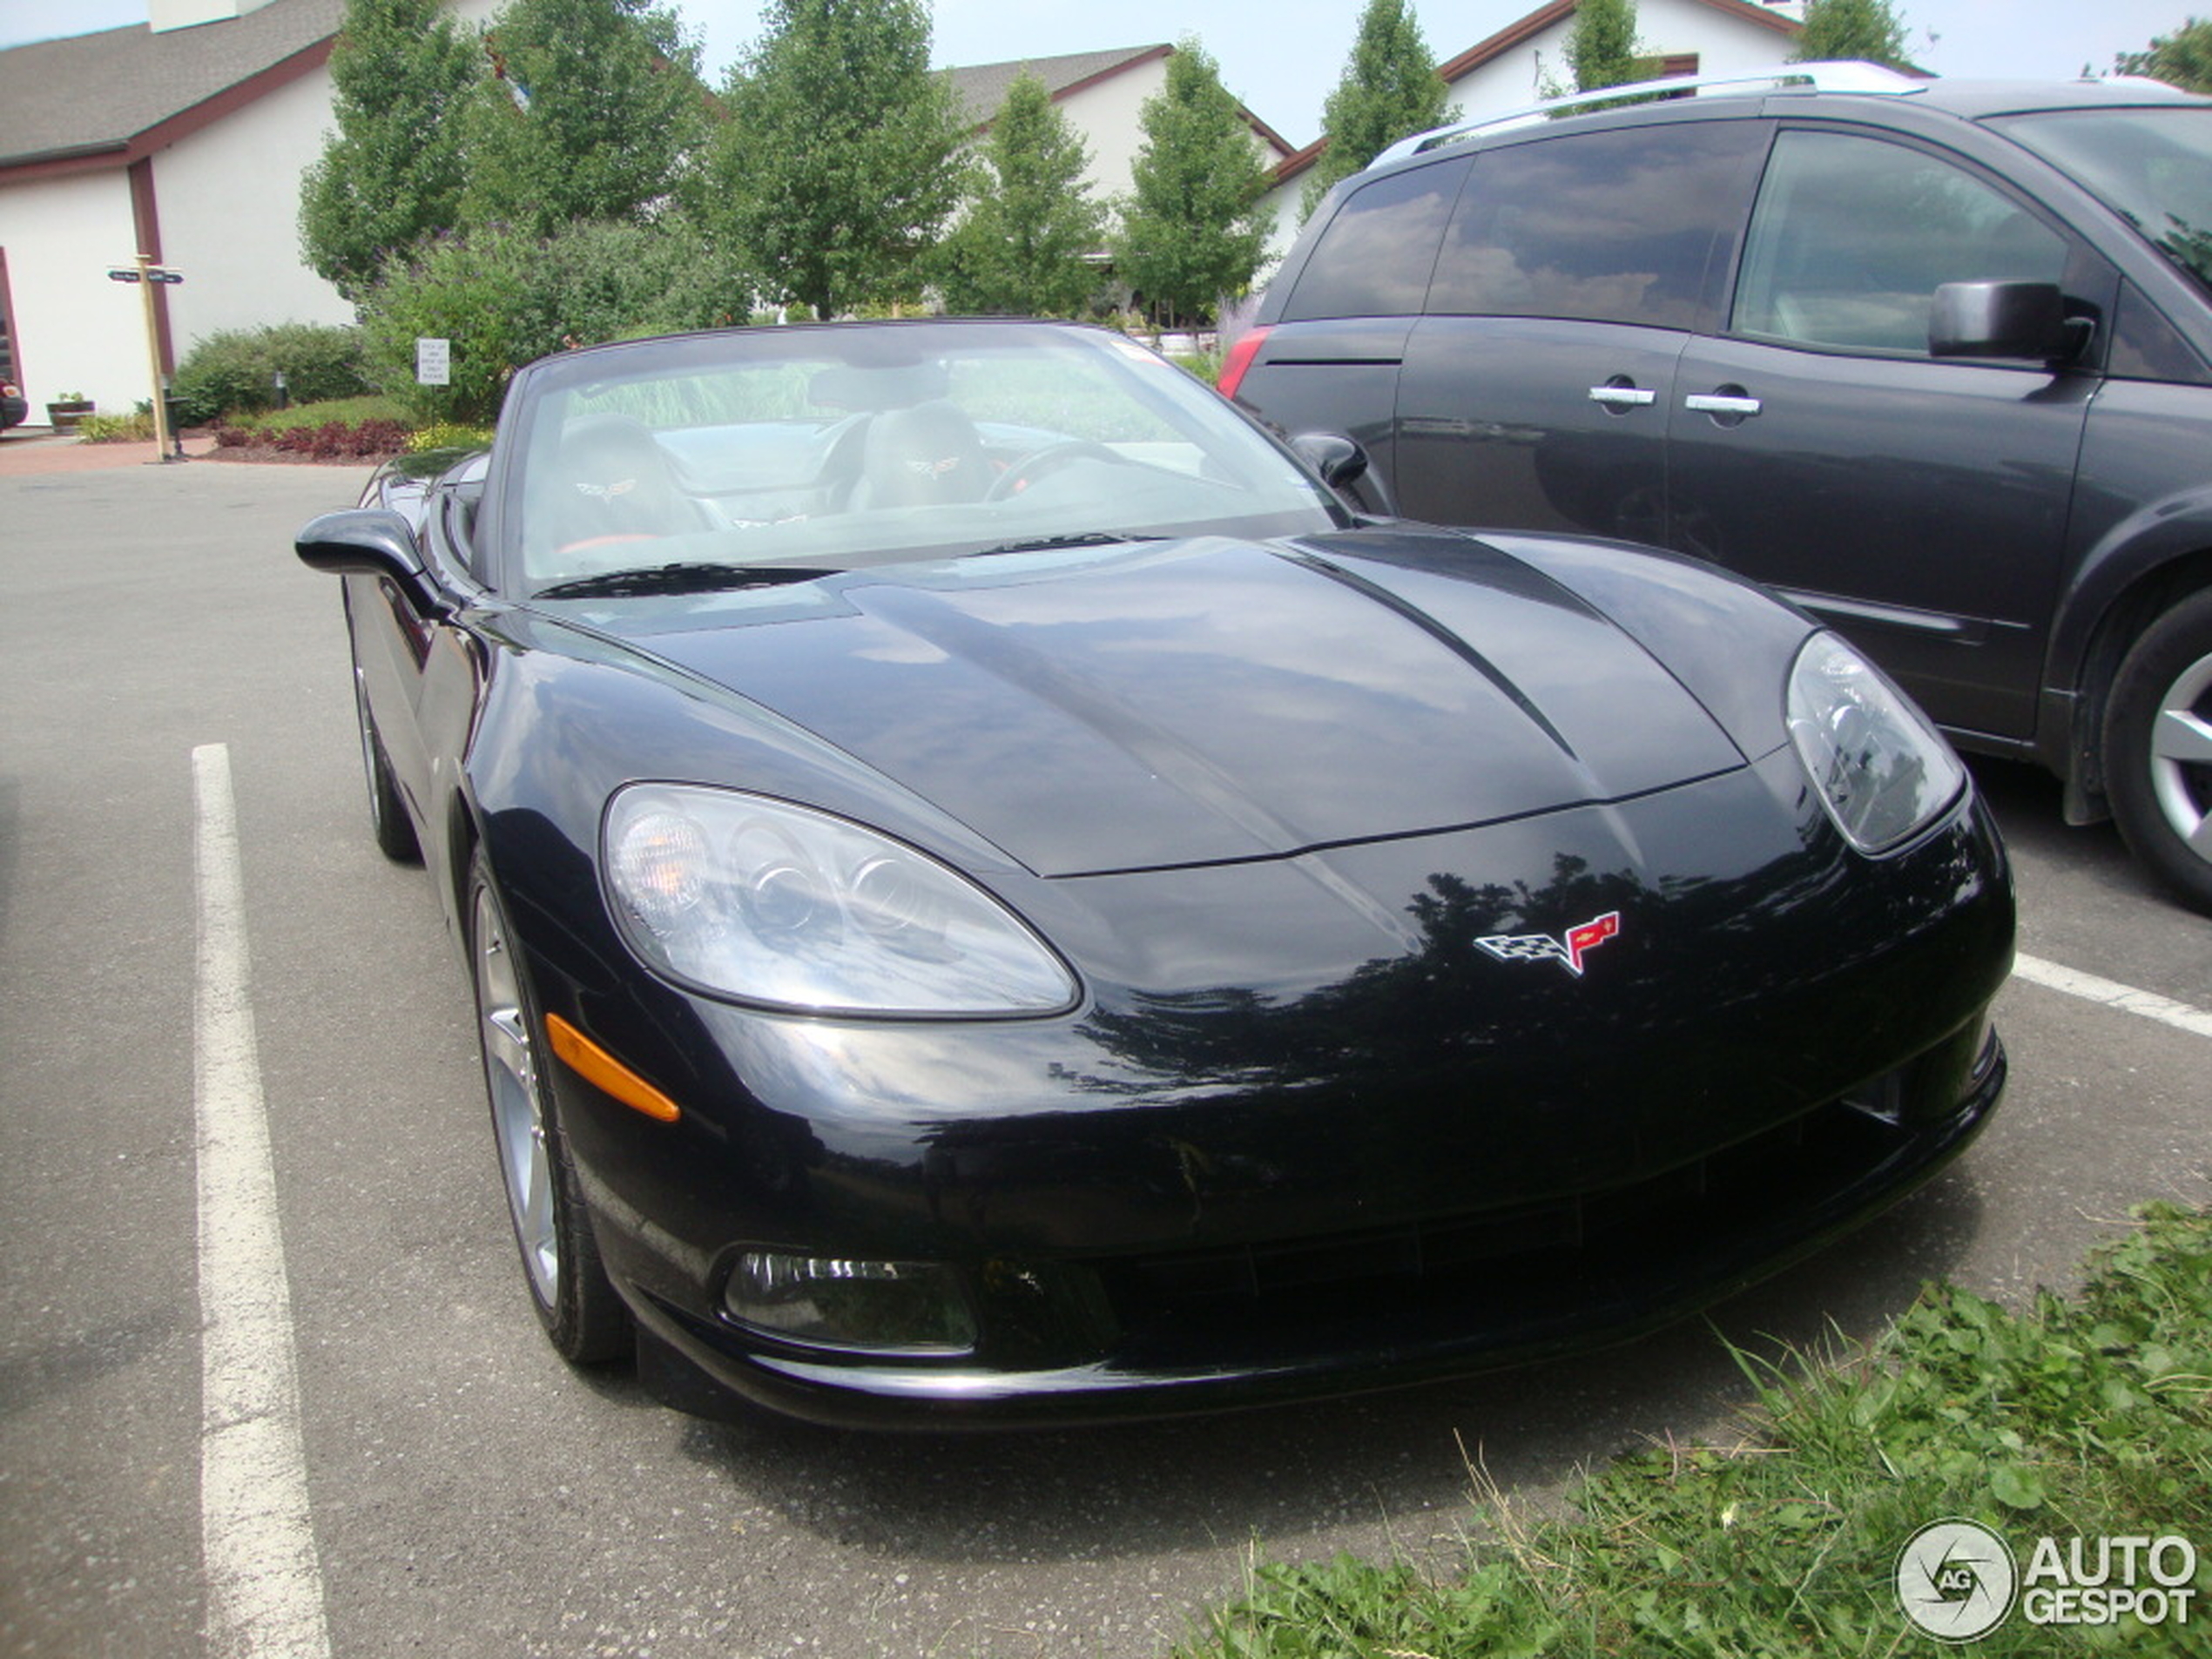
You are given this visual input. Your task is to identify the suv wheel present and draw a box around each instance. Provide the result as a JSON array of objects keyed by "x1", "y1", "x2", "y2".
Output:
[{"x1": 2105, "y1": 590, "x2": 2212, "y2": 914}]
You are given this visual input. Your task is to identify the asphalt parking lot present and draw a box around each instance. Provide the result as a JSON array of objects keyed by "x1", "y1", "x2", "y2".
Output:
[{"x1": 1, "y1": 450, "x2": 2206, "y2": 1659}]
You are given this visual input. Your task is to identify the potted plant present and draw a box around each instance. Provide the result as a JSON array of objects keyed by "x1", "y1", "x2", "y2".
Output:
[{"x1": 46, "y1": 392, "x2": 93, "y2": 430}]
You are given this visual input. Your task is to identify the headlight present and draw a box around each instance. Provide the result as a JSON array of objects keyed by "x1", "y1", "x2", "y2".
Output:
[
  {"x1": 604, "y1": 785, "x2": 1077, "y2": 1016},
  {"x1": 1787, "y1": 631, "x2": 1966, "y2": 854}
]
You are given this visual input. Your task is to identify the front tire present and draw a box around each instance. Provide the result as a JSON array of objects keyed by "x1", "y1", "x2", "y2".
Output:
[
  {"x1": 466, "y1": 850, "x2": 631, "y2": 1364},
  {"x1": 2105, "y1": 590, "x2": 2212, "y2": 914},
  {"x1": 354, "y1": 670, "x2": 420, "y2": 864}
]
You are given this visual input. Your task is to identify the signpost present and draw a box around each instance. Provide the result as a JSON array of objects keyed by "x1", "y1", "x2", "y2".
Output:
[{"x1": 108, "y1": 254, "x2": 185, "y2": 462}]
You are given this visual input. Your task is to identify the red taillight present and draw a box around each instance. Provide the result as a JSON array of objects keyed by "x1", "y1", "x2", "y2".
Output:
[{"x1": 1215, "y1": 326, "x2": 1271, "y2": 401}]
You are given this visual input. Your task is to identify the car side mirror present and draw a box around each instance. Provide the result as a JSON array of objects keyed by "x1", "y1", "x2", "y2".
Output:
[
  {"x1": 1290, "y1": 432, "x2": 1397, "y2": 517},
  {"x1": 297, "y1": 509, "x2": 449, "y2": 614},
  {"x1": 297, "y1": 509, "x2": 425, "y2": 579},
  {"x1": 1928, "y1": 280, "x2": 2074, "y2": 361}
]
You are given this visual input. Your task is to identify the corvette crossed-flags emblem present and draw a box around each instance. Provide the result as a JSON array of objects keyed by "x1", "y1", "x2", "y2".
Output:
[{"x1": 1474, "y1": 911, "x2": 1622, "y2": 977}]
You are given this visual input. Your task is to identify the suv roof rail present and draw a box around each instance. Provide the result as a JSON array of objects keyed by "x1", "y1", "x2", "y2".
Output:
[{"x1": 1366, "y1": 60, "x2": 1923, "y2": 171}]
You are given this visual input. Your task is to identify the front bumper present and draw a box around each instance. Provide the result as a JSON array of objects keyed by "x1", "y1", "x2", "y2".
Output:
[
  {"x1": 519, "y1": 748, "x2": 2015, "y2": 1426},
  {"x1": 628, "y1": 1028, "x2": 2001, "y2": 1426}
]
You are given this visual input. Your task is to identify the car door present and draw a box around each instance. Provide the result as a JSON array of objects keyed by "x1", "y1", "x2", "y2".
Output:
[
  {"x1": 349, "y1": 475, "x2": 486, "y2": 836},
  {"x1": 1667, "y1": 125, "x2": 2102, "y2": 742},
  {"x1": 1393, "y1": 118, "x2": 1769, "y2": 543}
]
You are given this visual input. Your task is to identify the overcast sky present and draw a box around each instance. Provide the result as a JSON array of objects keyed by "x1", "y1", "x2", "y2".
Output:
[{"x1": 0, "y1": 0, "x2": 2196, "y2": 145}]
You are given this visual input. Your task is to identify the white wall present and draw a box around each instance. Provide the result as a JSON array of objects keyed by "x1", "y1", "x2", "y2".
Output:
[
  {"x1": 1059, "y1": 56, "x2": 1171, "y2": 206},
  {"x1": 158, "y1": 61, "x2": 356, "y2": 350},
  {"x1": 3, "y1": 171, "x2": 151, "y2": 414},
  {"x1": 1259, "y1": 181, "x2": 1308, "y2": 267}
]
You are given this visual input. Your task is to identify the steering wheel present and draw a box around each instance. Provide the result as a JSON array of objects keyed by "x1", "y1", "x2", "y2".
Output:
[{"x1": 985, "y1": 440, "x2": 1130, "y2": 502}]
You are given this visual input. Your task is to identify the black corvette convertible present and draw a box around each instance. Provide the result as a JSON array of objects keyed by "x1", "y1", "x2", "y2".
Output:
[{"x1": 298, "y1": 319, "x2": 2013, "y2": 1426}]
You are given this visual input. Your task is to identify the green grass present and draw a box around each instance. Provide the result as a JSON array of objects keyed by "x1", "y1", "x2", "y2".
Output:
[
  {"x1": 223, "y1": 393, "x2": 409, "y2": 433},
  {"x1": 1169, "y1": 350, "x2": 1225, "y2": 386},
  {"x1": 1176, "y1": 1203, "x2": 2212, "y2": 1657}
]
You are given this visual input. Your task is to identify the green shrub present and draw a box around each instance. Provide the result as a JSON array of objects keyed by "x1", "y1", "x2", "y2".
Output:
[
  {"x1": 406, "y1": 420, "x2": 495, "y2": 452},
  {"x1": 77, "y1": 408, "x2": 155, "y2": 442},
  {"x1": 230, "y1": 394, "x2": 410, "y2": 434},
  {"x1": 170, "y1": 322, "x2": 371, "y2": 427},
  {"x1": 359, "y1": 219, "x2": 747, "y2": 426}
]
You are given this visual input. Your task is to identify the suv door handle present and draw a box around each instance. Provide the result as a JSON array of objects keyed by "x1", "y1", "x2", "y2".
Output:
[
  {"x1": 1588, "y1": 384, "x2": 1657, "y2": 408},
  {"x1": 1684, "y1": 391, "x2": 1764, "y2": 417}
]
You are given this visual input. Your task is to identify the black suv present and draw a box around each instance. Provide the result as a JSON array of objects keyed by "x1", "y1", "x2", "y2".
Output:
[{"x1": 1225, "y1": 63, "x2": 2212, "y2": 912}]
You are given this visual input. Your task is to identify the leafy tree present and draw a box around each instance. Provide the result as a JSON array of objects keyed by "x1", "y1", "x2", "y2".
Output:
[
  {"x1": 460, "y1": 0, "x2": 710, "y2": 237},
  {"x1": 1301, "y1": 0, "x2": 1453, "y2": 219},
  {"x1": 1566, "y1": 0, "x2": 1642, "y2": 92},
  {"x1": 934, "y1": 73, "x2": 1109, "y2": 316},
  {"x1": 704, "y1": 0, "x2": 967, "y2": 320},
  {"x1": 1791, "y1": 0, "x2": 1913, "y2": 69},
  {"x1": 298, "y1": 0, "x2": 478, "y2": 300},
  {"x1": 1112, "y1": 39, "x2": 1274, "y2": 327},
  {"x1": 2115, "y1": 17, "x2": 2212, "y2": 91}
]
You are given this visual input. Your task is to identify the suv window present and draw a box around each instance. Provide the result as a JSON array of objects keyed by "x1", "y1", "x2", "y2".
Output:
[
  {"x1": 1283, "y1": 157, "x2": 1471, "y2": 322},
  {"x1": 1995, "y1": 108, "x2": 2212, "y2": 303},
  {"x1": 1734, "y1": 129, "x2": 2068, "y2": 354},
  {"x1": 1426, "y1": 122, "x2": 1764, "y2": 329}
]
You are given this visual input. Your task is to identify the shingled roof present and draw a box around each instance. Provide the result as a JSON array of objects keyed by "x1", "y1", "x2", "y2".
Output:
[
  {"x1": 0, "y1": 0, "x2": 344, "y2": 174},
  {"x1": 942, "y1": 44, "x2": 1172, "y2": 129},
  {"x1": 943, "y1": 42, "x2": 1295, "y2": 158}
]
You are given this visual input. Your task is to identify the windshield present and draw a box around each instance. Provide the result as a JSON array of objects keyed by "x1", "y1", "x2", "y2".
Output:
[
  {"x1": 494, "y1": 321, "x2": 1341, "y2": 597},
  {"x1": 1996, "y1": 106, "x2": 2212, "y2": 300}
]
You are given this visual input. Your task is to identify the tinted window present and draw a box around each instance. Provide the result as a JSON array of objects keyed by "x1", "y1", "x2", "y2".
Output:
[
  {"x1": 1996, "y1": 108, "x2": 2212, "y2": 303},
  {"x1": 2107, "y1": 282, "x2": 2211, "y2": 383},
  {"x1": 1734, "y1": 129, "x2": 2067, "y2": 354},
  {"x1": 1284, "y1": 157, "x2": 1471, "y2": 321},
  {"x1": 1426, "y1": 121, "x2": 1764, "y2": 328}
]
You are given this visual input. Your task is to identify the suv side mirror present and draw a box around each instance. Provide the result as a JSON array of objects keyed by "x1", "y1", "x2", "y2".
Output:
[
  {"x1": 1929, "y1": 280, "x2": 2074, "y2": 361},
  {"x1": 1290, "y1": 432, "x2": 1397, "y2": 517}
]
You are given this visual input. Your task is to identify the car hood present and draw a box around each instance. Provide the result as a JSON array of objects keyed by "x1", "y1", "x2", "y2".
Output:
[{"x1": 586, "y1": 531, "x2": 1749, "y2": 878}]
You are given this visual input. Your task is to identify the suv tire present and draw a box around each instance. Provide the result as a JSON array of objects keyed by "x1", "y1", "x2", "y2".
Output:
[{"x1": 2104, "y1": 590, "x2": 2212, "y2": 914}]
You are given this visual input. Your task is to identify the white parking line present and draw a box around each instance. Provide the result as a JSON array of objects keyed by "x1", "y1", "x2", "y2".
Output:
[
  {"x1": 193, "y1": 744, "x2": 333, "y2": 1659},
  {"x1": 2013, "y1": 952, "x2": 2212, "y2": 1041}
]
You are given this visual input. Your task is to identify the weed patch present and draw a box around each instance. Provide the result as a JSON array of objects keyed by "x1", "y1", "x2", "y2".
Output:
[{"x1": 1179, "y1": 1204, "x2": 2212, "y2": 1656}]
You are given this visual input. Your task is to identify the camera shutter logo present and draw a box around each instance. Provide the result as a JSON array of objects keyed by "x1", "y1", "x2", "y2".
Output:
[{"x1": 1898, "y1": 1519, "x2": 2019, "y2": 1641}]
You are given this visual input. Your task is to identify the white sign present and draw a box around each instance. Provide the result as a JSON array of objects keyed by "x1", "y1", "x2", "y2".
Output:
[{"x1": 415, "y1": 337, "x2": 451, "y2": 387}]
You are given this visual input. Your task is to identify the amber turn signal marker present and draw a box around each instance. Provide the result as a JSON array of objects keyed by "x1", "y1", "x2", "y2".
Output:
[{"x1": 544, "y1": 1013, "x2": 682, "y2": 1123}]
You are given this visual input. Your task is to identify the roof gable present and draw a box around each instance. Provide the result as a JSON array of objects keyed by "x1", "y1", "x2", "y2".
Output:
[
  {"x1": 0, "y1": 0, "x2": 343, "y2": 174},
  {"x1": 943, "y1": 44, "x2": 1173, "y2": 129},
  {"x1": 945, "y1": 41, "x2": 1295, "y2": 159},
  {"x1": 1438, "y1": 0, "x2": 1799, "y2": 84}
]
